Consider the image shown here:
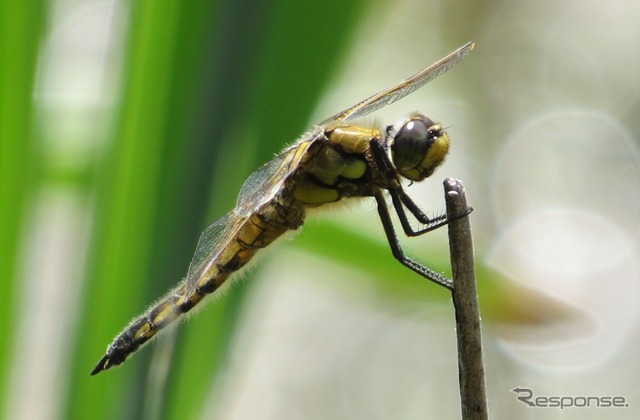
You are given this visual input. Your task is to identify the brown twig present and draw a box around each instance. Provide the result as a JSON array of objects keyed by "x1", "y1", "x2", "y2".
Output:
[{"x1": 444, "y1": 178, "x2": 488, "y2": 420}]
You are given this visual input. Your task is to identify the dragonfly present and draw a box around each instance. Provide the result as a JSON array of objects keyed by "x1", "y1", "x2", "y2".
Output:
[{"x1": 91, "y1": 41, "x2": 475, "y2": 375}]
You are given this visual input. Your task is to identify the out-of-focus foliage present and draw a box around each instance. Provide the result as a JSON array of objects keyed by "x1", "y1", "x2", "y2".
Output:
[{"x1": 3, "y1": 0, "x2": 640, "y2": 419}]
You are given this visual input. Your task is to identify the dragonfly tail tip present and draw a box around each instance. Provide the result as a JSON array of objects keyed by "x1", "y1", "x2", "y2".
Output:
[{"x1": 90, "y1": 355, "x2": 110, "y2": 376}]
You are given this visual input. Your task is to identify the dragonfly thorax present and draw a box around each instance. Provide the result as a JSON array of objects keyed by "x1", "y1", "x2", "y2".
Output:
[{"x1": 389, "y1": 114, "x2": 449, "y2": 182}]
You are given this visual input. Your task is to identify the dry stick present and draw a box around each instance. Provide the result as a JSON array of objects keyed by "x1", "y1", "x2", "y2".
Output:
[{"x1": 443, "y1": 178, "x2": 488, "y2": 420}]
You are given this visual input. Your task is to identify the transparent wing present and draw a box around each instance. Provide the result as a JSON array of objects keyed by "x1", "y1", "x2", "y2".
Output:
[
  {"x1": 235, "y1": 131, "x2": 320, "y2": 216},
  {"x1": 183, "y1": 135, "x2": 320, "y2": 295},
  {"x1": 184, "y1": 212, "x2": 240, "y2": 293},
  {"x1": 319, "y1": 42, "x2": 474, "y2": 126},
  {"x1": 184, "y1": 152, "x2": 297, "y2": 288}
]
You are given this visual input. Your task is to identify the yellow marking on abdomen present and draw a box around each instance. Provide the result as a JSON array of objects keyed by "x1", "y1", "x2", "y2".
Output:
[{"x1": 93, "y1": 209, "x2": 293, "y2": 374}]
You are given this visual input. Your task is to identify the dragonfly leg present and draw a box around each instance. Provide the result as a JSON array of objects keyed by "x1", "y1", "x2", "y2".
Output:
[
  {"x1": 374, "y1": 190, "x2": 453, "y2": 290},
  {"x1": 389, "y1": 189, "x2": 473, "y2": 236},
  {"x1": 389, "y1": 190, "x2": 448, "y2": 237}
]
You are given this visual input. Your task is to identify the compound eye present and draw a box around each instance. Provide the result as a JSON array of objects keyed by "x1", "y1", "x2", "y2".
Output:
[
  {"x1": 392, "y1": 116, "x2": 435, "y2": 171},
  {"x1": 391, "y1": 114, "x2": 449, "y2": 182}
]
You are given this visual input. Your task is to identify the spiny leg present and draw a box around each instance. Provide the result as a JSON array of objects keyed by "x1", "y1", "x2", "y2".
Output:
[
  {"x1": 374, "y1": 190, "x2": 453, "y2": 290},
  {"x1": 390, "y1": 190, "x2": 448, "y2": 237},
  {"x1": 389, "y1": 188, "x2": 474, "y2": 237}
]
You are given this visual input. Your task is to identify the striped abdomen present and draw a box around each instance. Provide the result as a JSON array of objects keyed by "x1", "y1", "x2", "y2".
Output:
[{"x1": 91, "y1": 207, "x2": 297, "y2": 375}]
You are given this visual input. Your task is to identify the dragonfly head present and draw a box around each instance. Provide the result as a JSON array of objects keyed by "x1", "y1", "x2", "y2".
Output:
[{"x1": 388, "y1": 113, "x2": 450, "y2": 182}]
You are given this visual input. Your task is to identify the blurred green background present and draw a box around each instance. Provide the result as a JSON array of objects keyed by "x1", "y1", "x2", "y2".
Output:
[{"x1": 2, "y1": 0, "x2": 640, "y2": 419}]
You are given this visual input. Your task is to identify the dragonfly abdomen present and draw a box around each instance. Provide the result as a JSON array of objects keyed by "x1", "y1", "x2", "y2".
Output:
[
  {"x1": 90, "y1": 282, "x2": 219, "y2": 375},
  {"x1": 91, "y1": 207, "x2": 301, "y2": 375}
]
